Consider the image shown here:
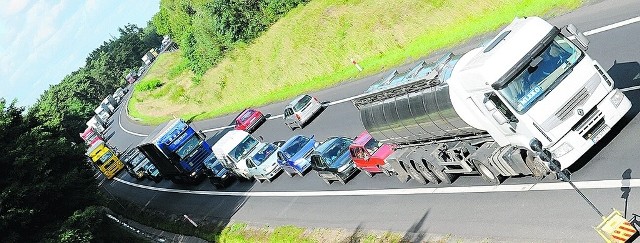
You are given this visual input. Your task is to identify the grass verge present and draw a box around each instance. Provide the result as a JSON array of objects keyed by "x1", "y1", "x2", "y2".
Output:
[{"x1": 130, "y1": 0, "x2": 582, "y2": 124}]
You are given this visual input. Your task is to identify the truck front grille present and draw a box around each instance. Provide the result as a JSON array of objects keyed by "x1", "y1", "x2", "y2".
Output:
[{"x1": 541, "y1": 73, "x2": 600, "y2": 131}]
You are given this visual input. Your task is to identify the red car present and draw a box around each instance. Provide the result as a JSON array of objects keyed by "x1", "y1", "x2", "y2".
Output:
[
  {"x1": 349, "y1": 130, "x2": 396, "y2": 177},
  {"x1": 234, "y1": 109, "x2": 266, "y2": 133}
]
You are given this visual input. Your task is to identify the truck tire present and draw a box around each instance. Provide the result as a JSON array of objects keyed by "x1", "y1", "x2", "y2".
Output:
[
  {"x1": 404, "y1": 161, "x2": 427, "y2": 185},
  {"x1": 414, "y1": 160, "x2": 439, "y2": 184},
  {"x1": 426, "y1": 160, "x2": 454, "y2": 184},
  {"x1": 472, "y1": 159, "x2": 503, "y2": 185},
  {"x1": 524, "y1": 151, "x2": 548, "y2": 180}
]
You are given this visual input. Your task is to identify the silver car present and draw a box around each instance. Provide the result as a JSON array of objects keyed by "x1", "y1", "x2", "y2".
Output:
[{"x1": 284, "y1": 94, "x2": 323, "y2": 130}]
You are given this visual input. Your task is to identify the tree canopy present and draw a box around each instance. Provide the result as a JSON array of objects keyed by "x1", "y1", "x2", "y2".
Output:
[{"x1": 0, "y1": 22, "x2": 159, "y2": 242}]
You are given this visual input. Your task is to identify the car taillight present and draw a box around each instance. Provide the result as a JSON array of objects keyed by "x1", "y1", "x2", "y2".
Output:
[
  {"x1": 314, "y1": 97, "x2": 318, "y2": 102},
  {"x1": 295, "y1": 114, "x2": 301, "y2": 120}
]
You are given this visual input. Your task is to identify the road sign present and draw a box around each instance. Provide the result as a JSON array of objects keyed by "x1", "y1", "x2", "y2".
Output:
[{"x1": 595, "y1": 209, "x2": 637, "y2": 242}]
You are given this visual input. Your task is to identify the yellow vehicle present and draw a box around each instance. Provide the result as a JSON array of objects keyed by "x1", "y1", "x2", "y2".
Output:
[{"x1": 86, "y1": 140, "x2": 124, "y2": 179}]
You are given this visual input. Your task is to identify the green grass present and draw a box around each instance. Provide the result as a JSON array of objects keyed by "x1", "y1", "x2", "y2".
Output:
[{"x1": 130, "y1": 0, "x2": 583, "y2": 124}]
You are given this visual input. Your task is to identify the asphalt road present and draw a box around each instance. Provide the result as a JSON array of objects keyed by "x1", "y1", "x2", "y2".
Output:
[{"x1": 102, "y1": 0, "x2": 640, "y2": 241}]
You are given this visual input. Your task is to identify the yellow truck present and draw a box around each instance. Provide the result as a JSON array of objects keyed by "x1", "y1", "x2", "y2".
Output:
[{"x1": 86, "y1": 140, "x2": 124, "y2": 179}]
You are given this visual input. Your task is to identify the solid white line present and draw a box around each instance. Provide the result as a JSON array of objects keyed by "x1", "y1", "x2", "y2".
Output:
[
  {"x1": 621, "y1": 85, "x2": 640, "y2": 92},
  {"x1": 113, "y1": 178, "x2": 640, "y2": 197},
  {"x1": 118, "y1": 99, "x2": 147, "y2": 137},
  {"x1": 583, "y1": 16, "x2": 640, "y2": 36}
]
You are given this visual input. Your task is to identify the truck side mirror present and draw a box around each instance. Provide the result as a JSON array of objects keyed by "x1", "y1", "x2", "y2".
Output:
[{"x1": 565, "y1": 24, "x2": 589, "y2": 50}]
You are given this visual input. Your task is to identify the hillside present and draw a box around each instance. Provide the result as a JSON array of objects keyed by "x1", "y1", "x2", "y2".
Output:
[{"x1": 130, "y1": 0, "x2": 582, "y2": 124}]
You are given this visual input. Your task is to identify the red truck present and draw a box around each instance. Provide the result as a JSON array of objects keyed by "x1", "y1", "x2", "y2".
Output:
[{"x1": 348, "y1": 131, "x2": 395, "y2": 177}]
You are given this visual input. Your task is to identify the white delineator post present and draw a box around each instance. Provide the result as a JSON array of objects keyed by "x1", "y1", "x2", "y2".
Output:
[
  {"x1": 183, "y1": 214, "x2": 198, "y2": 227},
  {"x1": 351, "y1": 59, "x2": 363, "y2": 72}
]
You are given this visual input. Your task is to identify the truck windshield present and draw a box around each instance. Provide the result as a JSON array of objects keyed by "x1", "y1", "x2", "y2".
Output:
[
  {"x1": 229, "y1": 136, "x2": 258, "y2": 161},
  {"x1": 175, "y1": 136, "x2": 200, "y2": 159},
  {"x1": 98, "y1": 151, "x2": 113, "y2": 166},
  {"x1": 498, "y1": 34, "x2": 582, "y2": 113},
  {"x1": 251, "y1": 143, "x2": 277, "y2": 166}
]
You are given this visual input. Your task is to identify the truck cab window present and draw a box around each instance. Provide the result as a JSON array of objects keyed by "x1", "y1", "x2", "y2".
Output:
[{"x1": 487, "y1": 93, "x2": 518, "y2": 123}]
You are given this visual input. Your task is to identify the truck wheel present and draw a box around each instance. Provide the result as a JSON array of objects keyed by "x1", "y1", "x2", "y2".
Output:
[
  {"x1": 524, "y1": 151, "x2": 548, "y2": 180},
  {"x1": 404, "y1": 162, "x2": 427, "y2": 185},
  {"x1": 472, "y1": 159, "x2": 503, "y2": 185},
  {"x1": 414, "y1": 160, "x2": 439, "y2": 184},
  {"x1": 427, "y1": 160, "x2": 455, "y2": 184}
]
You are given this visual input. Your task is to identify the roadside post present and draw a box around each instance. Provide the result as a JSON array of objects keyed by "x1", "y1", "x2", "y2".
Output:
[
  {"x1": 548, "y1": 160, "x2": 638, "y2": 242},
  {"x1": 183, "y1": 214, "x2": 198, "y2": 227},
  {"x1": 351, "y1": 58, "x2": 363, "y2": 72}
]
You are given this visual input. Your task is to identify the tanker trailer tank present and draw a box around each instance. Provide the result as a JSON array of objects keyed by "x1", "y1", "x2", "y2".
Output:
[{"x1": 353, "y1": 53, "x2": 486, "y2": 146}]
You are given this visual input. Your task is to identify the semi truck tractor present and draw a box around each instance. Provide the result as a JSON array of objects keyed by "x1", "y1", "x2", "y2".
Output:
[
  {"x1": 352, "y1": 17, "x2": 631, "y2": 185},
  {"x1": 85, "y1": 140, "x2": 124, "y2": 179},
  {"x1": 80, "y1": 126, "x2": 104, "y2": 146},
  {"x1": 137, "y1": 119, "x2": 218, "y2": 184}
]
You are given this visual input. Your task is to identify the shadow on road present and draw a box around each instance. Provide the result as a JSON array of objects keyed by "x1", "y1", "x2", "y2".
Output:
[
  {"x1": 568, "y1": 61, "x2": 640, "y2": 172},
  {"x1": 338, "y1": 210, "x2": 431, "y2": 242},
  {"x1": 621, "y1": 169, "x2": 631, "y2": 218}
]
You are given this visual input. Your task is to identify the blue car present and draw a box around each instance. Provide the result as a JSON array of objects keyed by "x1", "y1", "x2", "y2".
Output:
[
  {"x1": 310, "y1": 137, "x2": 358, "y2": 184},
  {"x1": 277, "y1": 135, "x2": 318, "y2": 177}
]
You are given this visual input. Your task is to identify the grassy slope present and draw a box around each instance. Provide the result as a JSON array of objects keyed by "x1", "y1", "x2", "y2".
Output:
[{"x1": 130, "y1": 0, "x2": 582, "y2": 124}]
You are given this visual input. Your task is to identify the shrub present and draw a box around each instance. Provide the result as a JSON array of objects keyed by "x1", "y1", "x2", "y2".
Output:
[{"x1": 135, "y1": 78, "x2": 163, "y2": 92}]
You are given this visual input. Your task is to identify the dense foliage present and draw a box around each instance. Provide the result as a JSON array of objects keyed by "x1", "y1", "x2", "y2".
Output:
[
  {"x1": 153, "y1": 0, "x2": 310, "y2": 75},
  {"x1": 0, "y1": 22, "x2": 159, "y2": 242}
]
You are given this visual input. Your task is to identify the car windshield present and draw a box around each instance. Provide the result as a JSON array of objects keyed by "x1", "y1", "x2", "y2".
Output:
[
  {"x1": 282, "y1": 136, "x2": 309, "y2": 158},
  {"x1": 229, "y1": 136, "x2": 259, "y2": 161},
  {"x1": 175, "y1": 136, "x2": 200, "y2": 159},
  {"x1": 498, "y1": 34, "x2": 582, "y2": 113},
  {"x1": 98, "y1": 151, "x2": 113, "y2": 166},
  {"x1": 318, "y1": 138, "x2": 351, "y2": 166},
  {"x1": 251, "y1": 144, "x2": 277, "y2": 166},
  {"x1": 363, "y1": 137, "x2": 379, "y2": 153},
  {"x1": 293, "y1": 95, "x2": 312, "y2": 111},
  {"x1": 204, "y1": 158, "x2": 224, "y2": 174}
]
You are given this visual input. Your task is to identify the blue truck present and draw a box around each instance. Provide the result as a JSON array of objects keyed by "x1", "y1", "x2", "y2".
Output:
[{"x1": 137, "y1": 119, "x2": 231, "y2": 185}]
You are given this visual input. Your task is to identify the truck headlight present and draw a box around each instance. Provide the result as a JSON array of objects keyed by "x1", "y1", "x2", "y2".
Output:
[
  {"x1": 553, "y1": 142, "x2": 574, "y2": 158},
  {"x1": 610, "y1": 89, "x2": 624, "y2": 107}
]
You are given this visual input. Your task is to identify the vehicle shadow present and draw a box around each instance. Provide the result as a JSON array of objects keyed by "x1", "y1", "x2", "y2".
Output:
[
  {"x1": 339, "y1": 210, "x2": 431, "y2": 242},
  {"x1": 567, "y1": 61, "x2": 640, "y2": 172}
]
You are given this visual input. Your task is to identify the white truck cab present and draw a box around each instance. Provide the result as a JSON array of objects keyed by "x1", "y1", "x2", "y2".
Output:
[{"x1": 448, "y1": 17, "x2": 631, "y2": 169}]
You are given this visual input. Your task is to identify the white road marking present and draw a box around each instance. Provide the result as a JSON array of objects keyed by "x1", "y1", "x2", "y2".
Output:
[
  {"x1": 621, "y1": 85, "x2": 640, "y2": 92},
  {"x1": 113, "y1": 177, "x2": 640, "y2": 197},
  {"x1": 117, "y1": 99, "x2": 147, "y2": 137},
  {"x1": 583, "y1": 16, "x2": 640, "y2": 36},
  {"x1": 118, "y1": 16, "x2": 640, "y2": 138}
]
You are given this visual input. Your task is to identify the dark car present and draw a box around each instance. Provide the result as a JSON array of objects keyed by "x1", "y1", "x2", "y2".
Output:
[
  {"x1": 277, "y1": 135, "x2": 317, "y2": 177},
  {"x1": 144, "y1": 163, "x2": 162, "y2": 183},
  {"x1": 204, "y1": 154, "x2": 234, "y2": 189},
  {"x1": 121, "y1": 148, "x2": 147, "y2": 180},
  {"x1": 310, "y1": 137, "x2": 358, "y2": 184},
  {"x1": 234, "y1": 108, "x2": 266, "y2": 133}
]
